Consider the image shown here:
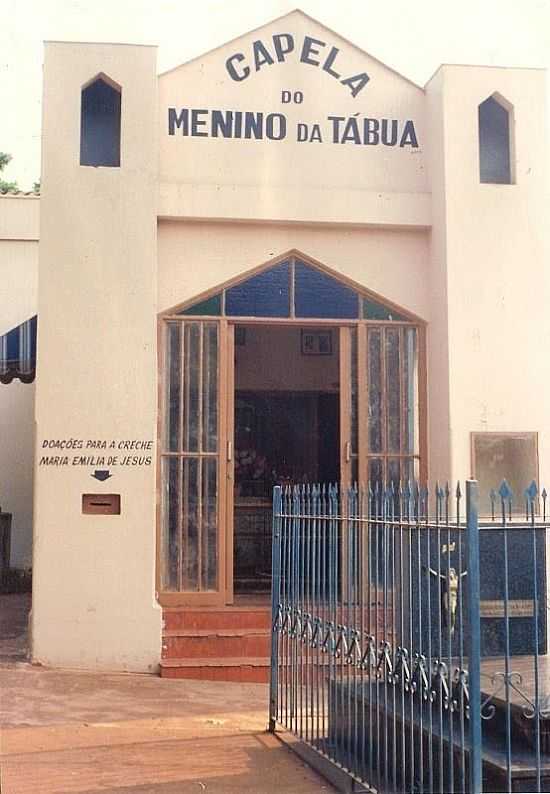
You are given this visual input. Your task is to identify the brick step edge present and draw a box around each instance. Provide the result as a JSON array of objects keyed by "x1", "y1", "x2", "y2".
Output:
[
  {"x1": 162, "y1": 609, "x2": 272, "y2": 631},
  {"x1": 162, "y1": 606, "x2": 271, "y2": 613},
  {"x1": 160, "y1": 656, "x2": 270, "y2": 668},
  {"x1": 163, "y1": 628, "x2": 271, "y2": 638}
]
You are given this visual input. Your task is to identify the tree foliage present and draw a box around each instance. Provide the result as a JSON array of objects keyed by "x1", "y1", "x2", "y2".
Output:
[
  {"x1": 0, "y1": 152, "x2": 20, "y2": 194},
  {"x1": 0, "y1": 153, "x2": 40, "y2": 194}
]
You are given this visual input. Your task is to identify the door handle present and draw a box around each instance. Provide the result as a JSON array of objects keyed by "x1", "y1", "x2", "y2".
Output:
[
  {"x1": 227, "y1": 440, "x2": 233, "y2": 462},
  {"x1": 345, "y1": 441, "x2": 351, "y2": 463}
]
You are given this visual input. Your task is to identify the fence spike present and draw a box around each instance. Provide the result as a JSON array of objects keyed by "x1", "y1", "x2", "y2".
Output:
[{"x1": 490, "y1": 488, "x2": 497, "y2": 521}]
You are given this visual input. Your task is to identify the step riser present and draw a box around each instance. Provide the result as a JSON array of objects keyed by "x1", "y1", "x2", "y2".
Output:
[
  {"x1": 163, "y1": 635, "x2": 271, "y2": 659},
  {"x1": 161, "y1": 607, "x2": 271, "y2": 682},
  {"x1": 160, "y1": 665, "x2": 270, "y2": 683},
  {"x1": 163, "y1": 611, "x2": 271, "y2": 632}
]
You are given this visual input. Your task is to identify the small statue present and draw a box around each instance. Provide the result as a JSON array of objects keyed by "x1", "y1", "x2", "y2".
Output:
[{"x1": 428, "y1": 566, "x2": 467, "y2": 637}]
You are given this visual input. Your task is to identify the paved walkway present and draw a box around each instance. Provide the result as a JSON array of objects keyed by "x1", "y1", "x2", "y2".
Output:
[{"x1": 0, "y1": 595, "x2": 333, "y2": 794}]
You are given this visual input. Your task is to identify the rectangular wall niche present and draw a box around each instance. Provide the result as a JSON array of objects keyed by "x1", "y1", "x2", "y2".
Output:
[{"x1": 471, "y1": 432, "x2": 539, "y2": 515}]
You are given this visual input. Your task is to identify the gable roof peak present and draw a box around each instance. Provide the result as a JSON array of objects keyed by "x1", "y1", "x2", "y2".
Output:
[{"x1": 158, "y1": 8, "x2": 424, "y2": 91}]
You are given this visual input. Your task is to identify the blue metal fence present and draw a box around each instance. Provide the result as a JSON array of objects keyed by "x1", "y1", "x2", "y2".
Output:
[{"x1": 269, "y1": 480, "x2": 549, "y2": 793}]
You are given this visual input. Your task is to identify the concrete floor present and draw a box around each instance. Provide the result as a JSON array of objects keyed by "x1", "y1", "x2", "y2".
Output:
[{"x1": 0, "y1": 594, "x2": 334, "y2": 794}]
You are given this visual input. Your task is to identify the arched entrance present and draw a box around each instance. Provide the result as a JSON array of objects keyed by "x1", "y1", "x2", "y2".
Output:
[{"x1": 157, "y1": 252, "x2": 426, "y2": 607}]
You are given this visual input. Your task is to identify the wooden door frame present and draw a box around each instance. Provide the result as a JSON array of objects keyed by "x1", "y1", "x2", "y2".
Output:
[
  {"x1": 155, "y1": 319, "x2": 228, "y2": 608},
  {"x1": 339, "y1": 326, "x2": 352, "y2": 491},
  {"x1": 225, "y1": 323, "x2": 235, "y2": 604},
  {"x1": 156, "y1": 316, "x2": 427, "y2": 608}
]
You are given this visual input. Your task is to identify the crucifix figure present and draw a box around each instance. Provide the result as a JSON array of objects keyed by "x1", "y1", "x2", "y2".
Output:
[{"x1": 428, "y1": 566, "x2": 467, "y2": 637}]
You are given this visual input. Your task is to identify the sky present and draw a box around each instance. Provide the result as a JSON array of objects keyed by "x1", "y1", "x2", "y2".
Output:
[{"x1": 1, "y1": 0, "x2": 550, "y2": 190}]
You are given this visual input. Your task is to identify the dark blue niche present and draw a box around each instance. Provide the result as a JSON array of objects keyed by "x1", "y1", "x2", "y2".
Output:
[
  {"x1": 409, "y1": 527, "x2": 547, "y2": 658},
  {"x1": 80, "y1": 78, "x2": 121, "y2": 168}
]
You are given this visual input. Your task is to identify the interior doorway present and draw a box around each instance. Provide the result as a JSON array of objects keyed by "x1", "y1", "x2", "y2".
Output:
[{"x1": 232, "y1": 324, "x2": 340, "y2": 593}]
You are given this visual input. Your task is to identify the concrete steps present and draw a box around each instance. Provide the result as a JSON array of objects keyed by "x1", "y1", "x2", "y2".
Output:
[{"x1": 160, "y1": 606, "x2": 272, "y2": 682}]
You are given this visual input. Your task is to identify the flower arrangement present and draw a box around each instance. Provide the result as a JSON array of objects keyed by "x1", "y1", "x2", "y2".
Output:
[{"x1": 234, "y1": 449, "x2": 268, "y2": 484}]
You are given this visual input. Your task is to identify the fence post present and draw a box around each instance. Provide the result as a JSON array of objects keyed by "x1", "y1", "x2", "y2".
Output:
[
  {"x1": 269, "y1": 485, "x2": 283, "y2": 733},
  {"x1": 466, "y1": 479, "x2": 482, "y2": 793}
]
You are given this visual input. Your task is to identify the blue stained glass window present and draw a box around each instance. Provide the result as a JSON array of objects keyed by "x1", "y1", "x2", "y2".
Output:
[
  {"x1": 295, "y1": 260, "x2": 359, "y2": 319},
  {"x1": 225, "y1": 261, "x2": 290, "y2": 317},
  {"x1": 177, "y1": 258, "x2": 411, "y2": 321}
]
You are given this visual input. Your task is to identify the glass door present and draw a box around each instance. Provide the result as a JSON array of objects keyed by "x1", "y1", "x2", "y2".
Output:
[
  {"x1": 362, "y1": 324, "x2": 421, "y2": 488},
  {"x1": 159, "y1": 319, "x2": 229, "y2": 606},
  {"x1": 341, "y1": 323, "x2": 422, "y2": 490}
]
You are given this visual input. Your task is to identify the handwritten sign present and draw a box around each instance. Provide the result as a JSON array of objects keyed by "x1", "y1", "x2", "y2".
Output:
[{"x1": 39, "y1": 439, "x2": 153, "y2": 468}]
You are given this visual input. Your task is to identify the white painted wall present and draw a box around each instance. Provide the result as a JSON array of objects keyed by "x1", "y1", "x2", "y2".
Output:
[
  {"x1": 426, "y1": 65, "x2": 550, "y2": 490},
  {"x1": 0, "y1": 381, "x2": 34, "y2": 568},
  {"x1": 158, "y1": 10, "x2": 429, "y2": 229},
  {"x1": 0, "y1": 238, "x2": 38, "y2": 335},
  {"x1": 33, "y1": 42, "x2": 161, "y2": 672},
  {"x1": 158, "y1": 221, "x2": 430, "y2": 320},
  {"x1": 0, "y1": 196, "x2": 38, "y2": 567}
]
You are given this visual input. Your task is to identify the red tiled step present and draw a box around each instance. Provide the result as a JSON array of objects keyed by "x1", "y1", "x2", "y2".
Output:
[
  {"x1": 162, "y1": 628, "x2": 271, "y2": 660},
  {"x1": 159, "y1": 656, "x2": 271, "y2": 683},
  {"x1": 163, "y1": 607, "x2": 271, "y2": 632}
]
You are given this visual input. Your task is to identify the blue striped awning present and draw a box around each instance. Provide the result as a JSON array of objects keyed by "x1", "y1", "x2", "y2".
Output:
[{"x1": 0, "y1": 316, "x2": 37, "y2": 384}]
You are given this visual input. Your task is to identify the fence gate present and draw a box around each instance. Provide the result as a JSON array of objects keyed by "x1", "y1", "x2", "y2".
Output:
[{"x1": 269, "y1": 480, "x2": 550, "y2": 793}]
